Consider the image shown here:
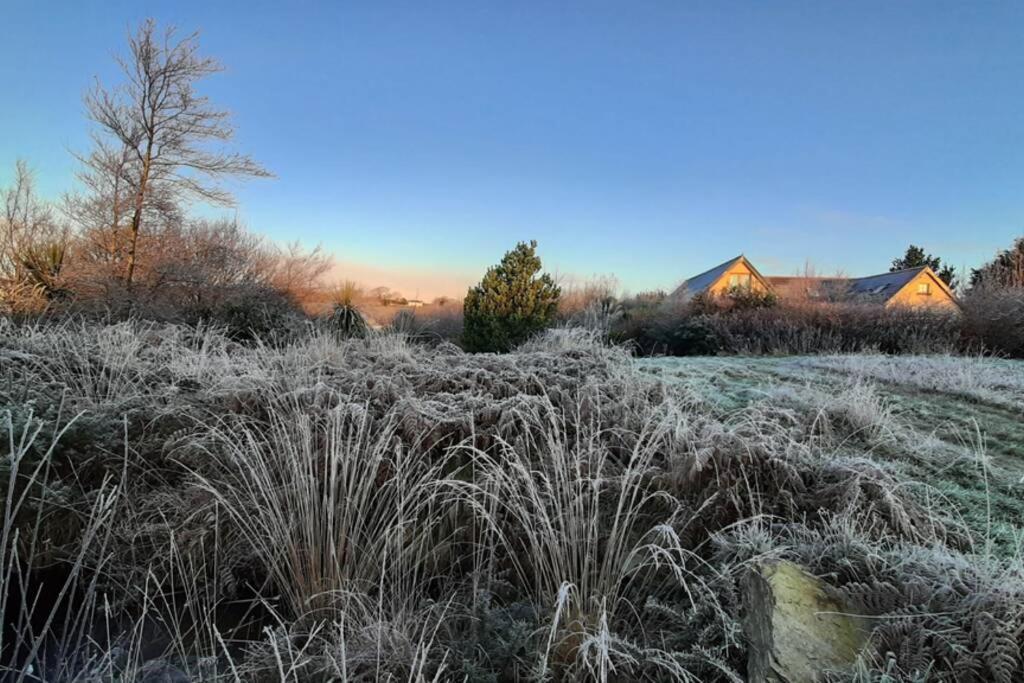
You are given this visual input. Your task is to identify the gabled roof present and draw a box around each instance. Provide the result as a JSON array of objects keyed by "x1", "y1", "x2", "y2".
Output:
[
  {"x1": 846, "y1": 267, "x2": 927, "y2": 301},
  {"x1": 672, "y1": 255, "x2": 744, "y2": 299},
  {"x1": 673, "y1": 255, "x2": 776, "y2": 301},
  {"x1": 846, "y1": 266, "x2": 958, "y2": 306}
]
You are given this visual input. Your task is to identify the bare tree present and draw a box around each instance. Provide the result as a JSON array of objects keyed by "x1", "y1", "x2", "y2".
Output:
[
  {"x1": 267, "y1": 241, "x2": 332, "y2": 305},
  {"x1": 557, "y1": 273, "x2": 619, "y2": 318},
  {"x1": 137, "y1": 219, "x2": 329, "y2": 312},
  {"x1": 3, "y1": 161, "x2": 50, "y2": 278},
  {"x1": 85, "y1": 18, "x2": 270, "y2": 285},
  {"x1": 1, "y1": 161, "x2": 68, "y2": 308},
  {"x1": 67, "y1": 142, "x2": 131, "y2": 267}
]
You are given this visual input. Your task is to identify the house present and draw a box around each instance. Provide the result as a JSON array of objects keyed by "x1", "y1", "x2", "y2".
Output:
[
  {"x1": 670, "y1": 255, "x2": 773, "y2": 302},
  {"x1": 843, "y1": 266, "x2": 958, "y2": 309},
  {"x1": 675, "y1": 256, "x2": 958, "y2": 309}
]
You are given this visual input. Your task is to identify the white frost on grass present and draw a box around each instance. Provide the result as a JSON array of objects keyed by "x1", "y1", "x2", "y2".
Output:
[{"x1": 797, "y1": 353, "x2": 1024, "y2": 412}]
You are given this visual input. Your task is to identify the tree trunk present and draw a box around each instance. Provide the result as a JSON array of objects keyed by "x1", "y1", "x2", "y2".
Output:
[{"x1": 124, "y1": 147, "x2": 152, "y2": 287}]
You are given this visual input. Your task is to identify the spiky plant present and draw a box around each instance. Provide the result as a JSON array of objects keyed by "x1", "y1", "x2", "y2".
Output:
[
  {"x1": 17, "y1": 240, "x2": 67, "y2": 300},
  {"x1": 326, "y1": 280, "x2": 368, "y2": 337},
  {"x1": 328, "y1": 301, "x2": 368, "y2": 337}
]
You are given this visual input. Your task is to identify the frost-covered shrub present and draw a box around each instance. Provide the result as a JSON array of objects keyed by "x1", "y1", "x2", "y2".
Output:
[{"x1": 704, "y1": 304, "x2": 962, "y2": 355}]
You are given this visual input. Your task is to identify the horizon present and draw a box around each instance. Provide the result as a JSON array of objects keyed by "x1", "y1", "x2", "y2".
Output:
[{"x1": 3, "y1": 2, "x2": 1023, "y2": 299}]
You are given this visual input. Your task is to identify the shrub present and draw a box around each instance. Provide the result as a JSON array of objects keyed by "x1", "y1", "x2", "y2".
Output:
[
  {"x1": 691, "y1": 287, "x2": 778, "y2": 314},
  {"x1": 611, "y1": 300, "x2": 963, "y2": 356},
  {"x1": 961, "y1": 286, "x2": 1024, "y2": 357},
  {"x1": 658, "y1": 315, "x2": 724, "y2": 355},
  {"x1": 195, "y1": 285, "x2": 307, "y2": 343},
  {"x1": 609, "y1": 295, "x2": 669, "y2": 353},
  {"x1": 556, "y1": 274, "x2": 618, "y2": 321},
  {"x1": 725, "y1": 286, "x2": 777, "y2": 310},
  {"x1": 416, "y1": 304, "x2": 464, "y2": 344},
  {"x1": 704, "y1": 304, "x2": 962, "y2": 355},
  {"x1": 325, "y1": 302, "x2": 367, "y2": 338},
  {"x1": 385, "y1": 308, "x2": 418, "y2": 336},
  {"x1": 462, "y1": 240, "x2": 560, "y2": 352}
]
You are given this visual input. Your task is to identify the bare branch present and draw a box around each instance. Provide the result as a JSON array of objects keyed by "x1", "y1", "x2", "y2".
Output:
[{"x1": 81, "y1": 18, "x2": 271, "y2": 285}]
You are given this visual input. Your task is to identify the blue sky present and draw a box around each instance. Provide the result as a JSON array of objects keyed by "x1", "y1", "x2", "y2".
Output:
[{"x1": 2, "y1": 2, "x2": 1023, "y2": 296}]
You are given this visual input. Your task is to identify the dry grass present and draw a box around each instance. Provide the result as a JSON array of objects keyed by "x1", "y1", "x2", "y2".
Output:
[{"x1": 1, "y1": 318, "x2": 1022, "y2": 680}]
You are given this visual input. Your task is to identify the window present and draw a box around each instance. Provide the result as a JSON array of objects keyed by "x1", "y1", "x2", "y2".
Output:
[
  {"x1": 917, "y1": 282, "x2": 931, "y2": 295},
  {"x1": 729, "y1": 273, "x2": 752, "y2": 290}
]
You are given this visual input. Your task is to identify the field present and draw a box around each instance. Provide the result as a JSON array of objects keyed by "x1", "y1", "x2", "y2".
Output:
[
  {"x1": 2, "y1": 320, "x2": 1023, "y2": 681},
  {"x1": 642, "y1": 354, "x2": 1024, "y2": 554}
]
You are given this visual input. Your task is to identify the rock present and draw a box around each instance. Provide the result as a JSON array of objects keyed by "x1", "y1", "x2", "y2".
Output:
[{"x1": 744, "y1": 559, "x2": 869, "y2": 683}]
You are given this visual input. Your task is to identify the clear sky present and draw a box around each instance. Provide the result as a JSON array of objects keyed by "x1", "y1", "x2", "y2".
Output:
[{"x1": 2, "y1": 1, "x2": 1023, "y2": 297}]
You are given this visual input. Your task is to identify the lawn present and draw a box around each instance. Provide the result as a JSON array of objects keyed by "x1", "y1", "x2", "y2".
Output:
[{"x1": 641, "y1": 354, "x2": 1024, "y2": 554}]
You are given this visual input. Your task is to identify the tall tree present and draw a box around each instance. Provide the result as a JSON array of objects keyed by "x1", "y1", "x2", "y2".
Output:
[
  {"x1": 970, "y1": 236, "x2": 1024, "y2": 289},
  {"x1": 463, "y1": 240, "x2": 561, "y2": 352},
  {"x1": 890, "y1": 244, "x2": 957, "y2": 290},
  {"x1": 84, "y1": 19, "x2": 270, "y2": 285}
]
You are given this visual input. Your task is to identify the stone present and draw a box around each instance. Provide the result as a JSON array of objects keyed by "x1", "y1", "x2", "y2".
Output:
[{"x1": 744, "y1": 559, "x2": 869, "y2": 683}]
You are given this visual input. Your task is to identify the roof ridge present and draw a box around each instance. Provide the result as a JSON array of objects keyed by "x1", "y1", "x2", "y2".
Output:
[
  {"x1": 852, "y1": 265, "x2": 928, "y2": 281},
  {"x1": 765, "y1": 274, "x2": 842, "y2": 280},
  {"x1": 683, "y1": 254, "x2": 744, "y2": 285}
]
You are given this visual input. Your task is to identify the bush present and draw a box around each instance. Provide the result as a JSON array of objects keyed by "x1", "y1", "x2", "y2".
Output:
[
  {"x1": 609, "y1": 294, "x2": 668, "y2": 353},
  {"x1": 691, "y1": 287, "x2": 778, "y2": 314},
  {"x1": 389, "y1": 308, "x2": 419, "y2": 335},
  {"x1": 324, "y1": 302, "x2": 368, "y2": 338},
  {"x1": 704, "y1": 304, "x2": 962, "y2": 355},
  {"x1": 658, "y1": 316, "x2": 724, "y2": 355},
  {"x1": 462, "y1": 240, "x2": 560, "y2": 352},
  {"x1": 612, "y1": 300, "x2": 963, "y2": 356},
  {"x1": 195, "y1": 285, "x2": 307, "y2": 343},
  {"x1": 416, "y1": 304, "x2": 464, "y2": 344},
  {"x1": 961, "y1": 287, "x2": 1024, "y2": 357}
]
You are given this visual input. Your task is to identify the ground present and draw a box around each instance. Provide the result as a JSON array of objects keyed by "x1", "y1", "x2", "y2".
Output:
[
  {"x1": 4, "y1": 321, "x2": 1024, "y2": 680},
  {"x1": 640, "y1": 353, "x2": 1024, "y2": 554}
]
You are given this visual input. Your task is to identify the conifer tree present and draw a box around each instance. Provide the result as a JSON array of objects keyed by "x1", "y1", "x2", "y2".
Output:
[
  {"x1": 891, "y1": 244, "x2": 957, "y2": 289},
  {"x1": 463, "y1": 240, "x2": 561, "y2": 352}
]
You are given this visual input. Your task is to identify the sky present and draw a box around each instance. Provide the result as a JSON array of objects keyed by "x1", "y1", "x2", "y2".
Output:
[{"x1": 2, "y1": 1, "x2": 1023, "y2": 298}]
